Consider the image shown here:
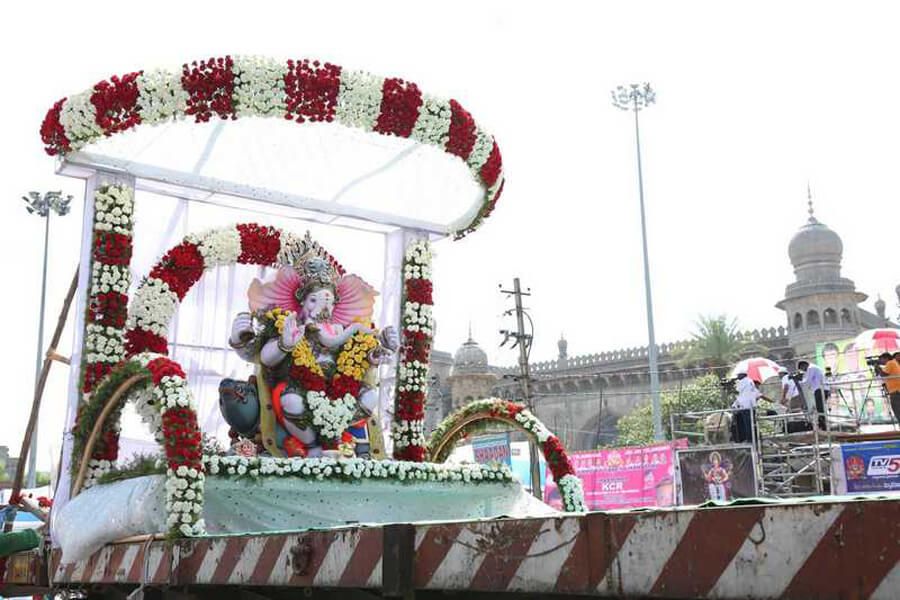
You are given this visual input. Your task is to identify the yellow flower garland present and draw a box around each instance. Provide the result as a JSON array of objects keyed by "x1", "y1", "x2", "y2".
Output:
[{"x1": 336, "y1": 332, "x2": 378, "y2": 381}]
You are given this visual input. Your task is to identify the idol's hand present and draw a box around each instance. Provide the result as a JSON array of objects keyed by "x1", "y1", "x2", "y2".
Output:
[
  {"x1": 380, "y1": 326, "x2": 400, "y2": 352},
  {"x1": 230, "y1": 312, "x2": 254, "y2": 346},
  {"x1": 281, "y1": 315, "x2": 305, "y2": 351}
]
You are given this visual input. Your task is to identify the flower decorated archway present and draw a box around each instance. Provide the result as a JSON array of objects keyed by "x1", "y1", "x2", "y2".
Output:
[
  {"x1": 40, "y1": 55, "x2": 504, "y2": 238},
  {"x1": 427, "y1": 398, "x2": 587, "y2": 512}
]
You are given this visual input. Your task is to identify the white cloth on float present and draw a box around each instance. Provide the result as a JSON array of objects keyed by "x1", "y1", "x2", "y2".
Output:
[{"x1": 53, "y1": 474, "x2": 558, "y2": 563}]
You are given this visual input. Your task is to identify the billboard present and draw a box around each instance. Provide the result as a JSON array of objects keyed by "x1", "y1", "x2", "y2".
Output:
[
  {"x1": 542, "y1": 439, "x2": 687, "y2": 511},
  {"x1": 471, "y1": 433, "x2": 512, "y2": 467},
  {"x1": 676, "y1": 445, "x2": 757, "y2": 505},
  {"x1": 831, "y1": 440, "x2": 900, "y2": 494},
  {"x1": 816, "y1": 339, "x2": 891, "y2": 424}
]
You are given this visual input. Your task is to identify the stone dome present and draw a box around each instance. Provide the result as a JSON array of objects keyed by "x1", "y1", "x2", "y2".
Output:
[
  {"x1": 452, "y1": 335, "x2": 489, "y2": 375},
  {"x1": 788, "y1": 215, "x2": 843, "y2": 272}
]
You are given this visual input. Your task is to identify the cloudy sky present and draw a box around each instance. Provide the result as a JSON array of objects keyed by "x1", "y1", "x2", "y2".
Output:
[{"x1": 2, "y1": 1, "x2": 898, "y2": 469}]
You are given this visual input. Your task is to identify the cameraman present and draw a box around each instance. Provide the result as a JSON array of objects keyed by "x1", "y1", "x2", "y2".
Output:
[
  {"x1": 874, "y1": 352, "x2": 900, "y2": 424},
  {"x1": 797, "y1": 360, "x2": 827, "y2": 429}
]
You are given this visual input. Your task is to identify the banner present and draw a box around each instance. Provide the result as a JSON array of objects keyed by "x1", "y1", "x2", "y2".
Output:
[
  {"x1": 471, "y1": 433, "x2": 512, "y2": 467},
  {"x1": 676, "y1": 445, "x2": 757, "y2": 505},
  {"x1": 816, "y1": 339, "x2": 891, "y2": 424},
  {"x1": 543, "y1": 440, "x2": 687, "y2": 511},
  {"x1": 831, "y1": 440, "x2": 900, "y2": 494}
]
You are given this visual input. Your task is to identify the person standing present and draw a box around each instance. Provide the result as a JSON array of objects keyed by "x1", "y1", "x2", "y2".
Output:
[
  {"x1": 875, "y1": 352, "x2": 900, "y2": 426},
  {"x1": 731, "y1": 372, "x2": 760, "y2": 443},
  {"x1": 780, "y1": 368, "x2": 801, "y2": 409},
  {"x1": 798, "y1": 360, "x2": 826, "y2": 430}
]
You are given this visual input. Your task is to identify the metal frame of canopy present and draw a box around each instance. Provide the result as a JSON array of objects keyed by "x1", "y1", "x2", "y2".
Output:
[{"x1": 51, "y1": 154, "x2": 436, "y2": 518}]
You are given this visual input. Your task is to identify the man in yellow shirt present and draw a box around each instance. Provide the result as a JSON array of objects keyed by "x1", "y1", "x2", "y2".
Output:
[{"x1": 876, "y1": 352, "x2": 900, "y2": 425}]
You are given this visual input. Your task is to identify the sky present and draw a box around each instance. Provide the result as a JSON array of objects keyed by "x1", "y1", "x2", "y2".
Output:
[{"x1": 1, "y1": 0, "x2": 899, "y2": 470}]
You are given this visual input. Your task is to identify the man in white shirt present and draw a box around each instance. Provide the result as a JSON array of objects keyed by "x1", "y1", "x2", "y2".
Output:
[
  {"x1": 731, "y1": 372, "x2": 760, "y2": 443},
  {"x1": 798, "y1": 360, "x2": 827, "y2": 429},
  {"x1": 780, "y1": 368, "x2": 801, "y2": 409}
]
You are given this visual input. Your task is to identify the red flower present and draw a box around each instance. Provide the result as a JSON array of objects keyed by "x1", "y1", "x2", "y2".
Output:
[
  {"x1": 329, "y1": 374, "x2": 361, "y2": 400},
  {"x1": 93, "y1": 429, "x2": 120, "y2": 461},
  {"x1": 88, "y1": 292, "x2": 128, "y2": 328},
  {"x1": 237, "y1": 224, "x2": 281, "y2": 265},
  {"x1": 401, "y1": 330, "x2": 431, "y2": 364},
  {"x1": 149, "y1": 241, "x2": 204, "y2": 300},
  {"x1": 91, "y1": 72, "x2": 142, "y2": 135},
  {"x1": 445, "y1": 99, "x2": 476, "y2": 160},
  {"x1": 146, "y1": 357, "x2": 186, "y2": 384},
  {"x1": 125, "y1": 328, "x2": 168, "y2": 357},
  {"x1": 374, "y1": 78, "x2": 422, "y2": 138},
  {"x1": 289, "y1": 365, "x2": 327, "y2": 392},
  {"x1": 542, "y1": 435, "x2": 575, "y2": 480},
  {"x1": 40, "y1": 98, "x2": 70, "y2": 156},
  {"x1": 394, "y1": 445, "x2": 426, "y2": 462},
  {"x1": 93, "y1": 231, "x2": 133, "y2": 266},
  {"x1": 284, "y1": 59, "x2": 342, "y2": 123},
  {"x1": 82, "y1": 361, "x2": 113, "y2": 393},
  {"x1": 405, "y1": 278, "x2": 433, "y2": 305},
  {"x1": 479, "y1": 141, "x2": 502, "y2": 188},
  {"x1": 481, "y1": 178, "x2": 504, "y2": 221},
  {"x1": 162, "y1": 406, "x2": 203, "y2": 472},
  {"x1": 37, "y1": 497, "x2": 53, "y2": 509},
  {"x1": 182, "y1": 56, "x2": 236, "y2": 122}
]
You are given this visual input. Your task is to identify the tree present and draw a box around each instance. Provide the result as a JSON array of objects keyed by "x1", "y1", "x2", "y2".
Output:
[
  {"x1": 615, "y1": 374, "x2": 729, "y2": 446},
  {"x1": 677, "y1": 314, "x2": 764, "y2": 376}
]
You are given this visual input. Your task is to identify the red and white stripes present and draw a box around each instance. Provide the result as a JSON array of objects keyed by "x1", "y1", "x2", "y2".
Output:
[
  {"x1": 51, "y1": 498, "x2": 900, "y2": 598},
  {"x1": 39, "y1": 55, "x2": 504, "y2": 238}
]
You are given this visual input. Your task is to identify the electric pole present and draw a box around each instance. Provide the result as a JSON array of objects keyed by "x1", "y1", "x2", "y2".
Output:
[{"x1": 500, "y1": 277, "x2": 542, "y2": 500}]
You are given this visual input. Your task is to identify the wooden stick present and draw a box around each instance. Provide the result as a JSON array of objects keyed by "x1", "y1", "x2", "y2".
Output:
[
  {"x1": 70, "y1": 373, "x2": 149, "y2": 498},
  {"x1": 45, "y1": 349, "x2": 70, "y2": 365},
  {"x1": 6, "y1": 268, "x2": 79, "y2": 533}
]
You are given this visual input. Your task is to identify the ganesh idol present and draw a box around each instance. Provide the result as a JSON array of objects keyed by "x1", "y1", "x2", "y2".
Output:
[{"x1": 219, "y1": 247, "x2": 398, "y2": 459}]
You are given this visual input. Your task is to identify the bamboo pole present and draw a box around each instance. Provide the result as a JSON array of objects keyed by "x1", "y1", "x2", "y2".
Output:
[
  {"x1": 6, "y1": 268, "x2": 79, "y2": 532},
  {"x1": 70, "y1": 373, "x2": 149, "y2": 498}
]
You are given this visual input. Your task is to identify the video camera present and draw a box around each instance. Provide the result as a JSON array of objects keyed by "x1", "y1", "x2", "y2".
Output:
[
  {"x1": 865, "y1": 356, "x2": 882, "y2": 368},
  {"x1": 719, "y1": 378, "x2": 737, "y2": 392}
]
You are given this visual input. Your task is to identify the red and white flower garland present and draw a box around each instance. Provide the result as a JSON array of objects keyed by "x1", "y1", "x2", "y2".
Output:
[
  {"x1": 125, "y1": 223, "x2": 288, "y2": 356},
  {"x1": 40, "y1": 55, "x2": 503, "y2": 238},
  {"x1": 392, "y1": 239, "x2": 433, "y2": 462},
  {"x1": 427, "y1": 398, "x2": 587, "y2": 512},
  {"x1": 80, "y1": 184, "x2": 134, "y2": 399}
]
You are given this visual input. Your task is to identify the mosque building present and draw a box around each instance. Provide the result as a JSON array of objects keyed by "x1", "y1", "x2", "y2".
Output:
[{"x1": 426, "y1": 203, "x2": 899, "y2": 450}]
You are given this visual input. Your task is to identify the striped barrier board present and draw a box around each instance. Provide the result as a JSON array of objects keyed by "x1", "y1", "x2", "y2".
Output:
[{"x1": 51, "y1": 498, "x2": 900, "y2": 598}]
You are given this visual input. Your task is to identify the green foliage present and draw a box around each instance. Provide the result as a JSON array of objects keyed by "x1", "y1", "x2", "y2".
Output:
[
  {"x1": 678, "y1": 314, "x2": 765, "y2": 375},
  {"x1": 97, "y1": 454, "x2": 165, "y2": 485},
  {"x1": 36, "y1": 472, "x2": 51, "y2": 486},
  {"x1": 615, "y1": 374, "x2": 729, "y2": 447}
]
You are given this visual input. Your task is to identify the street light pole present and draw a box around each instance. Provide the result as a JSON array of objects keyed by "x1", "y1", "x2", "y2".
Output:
[
  {"x1": 611, "y1": 83, "x2": 663, "y2": 440},
  {"x1": 22, "y1": 191, "x2": 72, "y2": 488}
]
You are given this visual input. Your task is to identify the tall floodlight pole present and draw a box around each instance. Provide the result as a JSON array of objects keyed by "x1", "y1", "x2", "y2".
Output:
[
  {"x1": 22, "y1": 191, "x2": 72, "y2": 488},
  {"x1": 611, "y1": 83, "x2": 663, "y2": 440}
]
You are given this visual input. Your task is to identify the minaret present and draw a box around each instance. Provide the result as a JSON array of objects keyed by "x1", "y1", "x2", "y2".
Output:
[{"x1": 776, "y1": 186, "x2": 866, "y2": 357}]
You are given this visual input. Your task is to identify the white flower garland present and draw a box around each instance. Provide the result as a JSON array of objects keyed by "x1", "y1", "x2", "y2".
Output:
[
  {"x1": 60, "y1": 90, "x2": 103, "y2": 150},
  {"x1": 90, "y1": 263, "x2": 130, "y2": 296},
  {"x1": 306, "y1": 391, "x2": 357, "y2": 441},
  {"x1": 93, "y1": 185, "x2": 134, "y2": 234},
  {"x1": 391, "y1": 419, "x2": 426, "y2": 449},
  {"x1": 126, "y1": 277, "x2": 179, "y2": 337},
  {"x1": 188, "y1": 226, "x2": 242, "y2": 267},
  {"x1": 410, "y1": 94, "x2": 451, "y2": 147},
  {"x1": 233, "y1": 56, "x2": 287, "y2": 118},
  {"x1": 137, "y1": 70, "x2": 189, "y2": 125},
  {"x1": 335, "y1": 69, "x2": 385, "y2": 131},
  {"x1": 83, "y1": 323, "x2": 126, "y2": 364},
  {"x1": 204, "y1": 455, "x2": 513, "y2": 485},
  {"x1": 467, "y1": 126, "x2": 495, "y2": 174},
  {"x1": 557, "y1": 474, "x2": 588, "y2": 512},
  {"x1": 514, "y1": 410, "x2": 553, "y2": 443}
]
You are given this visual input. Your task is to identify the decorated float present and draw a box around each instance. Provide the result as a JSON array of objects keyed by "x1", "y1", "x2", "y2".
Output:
[{"x1": 34, "y1": 55, "x2": 587, "y2": 564}]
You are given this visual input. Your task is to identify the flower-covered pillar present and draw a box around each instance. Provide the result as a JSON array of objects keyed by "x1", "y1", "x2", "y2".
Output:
[
  {"x1": 378, "y1": 229, "x2": 430, "y2": 459},
  {"x1": 54, "y1": 171, "x2": 135, "y2": 528}
]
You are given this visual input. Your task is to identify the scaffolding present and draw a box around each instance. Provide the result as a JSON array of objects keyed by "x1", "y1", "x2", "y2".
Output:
[{"x1": 670, "y1": 374, "x2": 900, "y2": 500}]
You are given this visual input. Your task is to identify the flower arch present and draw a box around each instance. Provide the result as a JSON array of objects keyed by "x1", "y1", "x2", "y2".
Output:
[
  {"x1": 124, "y1": 224, "x2": 343, "y2": 356},
  {"x1": 40, "y1": 56, "x2": 503, "y2": 238},
  {"x1": 70, "y1": 353, "x2": 204, "y2": 537},
  {"x1": 427, "y1": 398, "x2": 587, "y2": 512}
]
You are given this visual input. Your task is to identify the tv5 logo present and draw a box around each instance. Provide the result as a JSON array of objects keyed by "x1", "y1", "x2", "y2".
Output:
[{"x1": 867, "y1": 455, "x2": 900, "y2": 476}]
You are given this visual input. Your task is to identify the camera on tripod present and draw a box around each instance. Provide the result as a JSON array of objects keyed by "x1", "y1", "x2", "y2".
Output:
[
  {"x1": 865, "y1": 356, "x2": 882, "y2": 368},
  {"x1": 719, "y1": 377, "x2": 737, "y2": 392}
]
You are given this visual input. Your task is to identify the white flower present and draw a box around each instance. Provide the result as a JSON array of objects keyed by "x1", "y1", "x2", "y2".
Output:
[
  {"x1": 60, "y1": 91, "x2": 103, "y2": 149},
  {"x1": 233, "y1": 56, "x2": 287, "y2": 118},
  {"x1": 190, "y1": 226, "x2": 242, "y2": 266},
  {"x1": 137, "y1": 70, "x2": 189, "y2": 125},
  {"x1": 336, "y1": 70, "x2": 384, "y2": 131}
]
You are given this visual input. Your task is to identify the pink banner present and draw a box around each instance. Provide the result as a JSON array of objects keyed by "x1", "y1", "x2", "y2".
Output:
[{"x1": 544, "y1": 439, "x2": 688, "y2": 510}]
